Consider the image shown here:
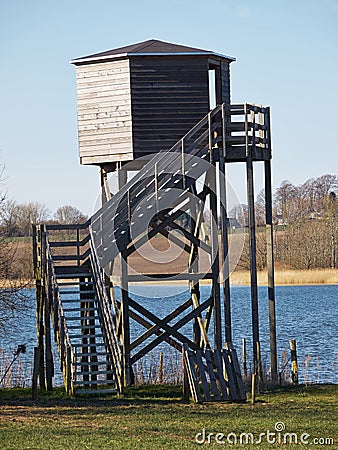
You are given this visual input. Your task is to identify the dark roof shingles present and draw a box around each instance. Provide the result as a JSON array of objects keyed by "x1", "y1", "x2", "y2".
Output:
[{"x1": 72, "y1": 39, "x2": 215, "y2": 63}]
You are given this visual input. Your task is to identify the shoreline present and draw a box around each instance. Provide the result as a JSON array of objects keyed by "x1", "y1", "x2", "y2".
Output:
[{"x1": 1, "y1": 269, "x2": 337, "y2": 288}]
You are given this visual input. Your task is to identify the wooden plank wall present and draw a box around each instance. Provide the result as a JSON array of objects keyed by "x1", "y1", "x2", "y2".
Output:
[
  {"x1": 76, "y1": 59, "x2": 133, "y2": 165},
  {"x1": 129, "y1": 56, "x2": 210, "y2": 158},
  {"x1": 221, "y1": 61, "x2": 231, "y2": 106}
]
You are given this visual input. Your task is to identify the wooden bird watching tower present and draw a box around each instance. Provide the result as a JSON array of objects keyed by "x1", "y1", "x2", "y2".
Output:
[
  {"x1": 32, "y1": 39, "x2": 277, "y2": 400},
  {"x1": 70, "y1": 39, "x2": 277, "y2": 390}
]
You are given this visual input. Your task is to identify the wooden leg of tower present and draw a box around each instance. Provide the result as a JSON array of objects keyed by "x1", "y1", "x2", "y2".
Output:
[
  {"x1": 100, "y1": 168, "x2": 111, "y2": 204},
  {"x1": 45, "y1": 259, "x2": 54, "y2": 391},
  {"x1": 38, "y1": 225, "x2": 46, "y2": 391},
  {"x1": 121, "y1": 249, "x2": 131, "y2": 387},
  {"x1": 116, "y1": 164, "x2": 131, "y2": 386},
  {"x1": 188, "y1": 197, "x2": 201, "y2": 348},
  {"x1": 264, "y1": 159, "x2": 278, "y2": 383},
  {"x1": 219, "y1": 151, "x2": 232, "y2": 343},
  {"x1": 246, "y1": 156, "x2": 261, "y2": 377},
  {"x1": 209, "y1": 164, "x2": 222, "y2": 350}
]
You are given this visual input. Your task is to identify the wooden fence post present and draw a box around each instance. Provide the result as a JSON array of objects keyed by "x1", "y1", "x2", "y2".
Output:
[
  {"x1": 159, "y1": 352, "x2": 163, "y2": 384},
  {"x1": 251, "y1": 372, "x2": 256, "y2": 405},
  {"x1": 256, "y1": 341, "x2": 263, "y2": 384},
  {"x1": 242, "y1": 338, "x2": 247, "y2": 379},
  {"x1": 289, "y1": 339, "x2": 298, "y2": 384},
  {"x1": 182, "y1": 352, "x2": 190, "y2": 401},
  {"x1": 32, "y1": 347, "x2": 40, "y2": 400}
]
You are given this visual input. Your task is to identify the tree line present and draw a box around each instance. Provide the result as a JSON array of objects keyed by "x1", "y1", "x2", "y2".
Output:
[
  {"x1": 234, "y1": 174, "x2": 337, "y2": 270},
  {"x1": 0, "y1": 201, "x2": 88, "y2": 237}
]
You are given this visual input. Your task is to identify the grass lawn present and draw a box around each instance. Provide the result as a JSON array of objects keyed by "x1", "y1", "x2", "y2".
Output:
[{"x1": 0, "y1": 384, "x2": 337, "y2": 449}]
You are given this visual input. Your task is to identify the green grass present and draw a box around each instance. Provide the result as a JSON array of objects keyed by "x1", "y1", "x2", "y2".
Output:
[{"x1": 0, "y1": 384, "x2": 337, "y2": 449}]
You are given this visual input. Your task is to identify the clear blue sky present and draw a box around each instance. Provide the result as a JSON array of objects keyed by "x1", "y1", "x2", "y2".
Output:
[{"x1": 1, "y1": 0, "x2": 337, "y2": 216}]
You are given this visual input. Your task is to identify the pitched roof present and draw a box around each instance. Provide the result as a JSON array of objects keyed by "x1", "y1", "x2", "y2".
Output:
[{"x1": 70, "y1": 39, "x2": 235, "y2": 65}]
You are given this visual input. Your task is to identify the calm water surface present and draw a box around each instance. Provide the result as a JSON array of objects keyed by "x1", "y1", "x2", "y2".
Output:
[{"x1": 0, "y1": 284, "x2": 337, "y2": 385}]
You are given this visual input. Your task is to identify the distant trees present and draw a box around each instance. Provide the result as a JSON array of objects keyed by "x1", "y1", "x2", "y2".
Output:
[
  {"x1": 0, "y1": 167, "x2": 30, "y2": 331},
  {"x1": 0, "y1": 200, "x2": 50, "y2": 237},
  {"x1": 0, "y1": 202, "x2": 88, "y2": 237},
  {"x1": 54, "y1": 205, "x2": 87, "y2": 224},
  {"x1": 273, "y1": 174, "x2": 337, "y2": 269},
  {"x1": 231, "y1": 174, "x2": 337, "y2": 271}
]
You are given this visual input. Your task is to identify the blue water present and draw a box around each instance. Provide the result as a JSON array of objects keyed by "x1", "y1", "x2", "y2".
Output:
[{"x1": 0, "y1": 284, "x2": 337, "y2": 386}]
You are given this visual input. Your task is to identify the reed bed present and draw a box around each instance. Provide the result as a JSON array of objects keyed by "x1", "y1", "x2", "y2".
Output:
[
  {"x1": 231, "y1": 268, "x2": 338, "y2": 285},
  {"x1": 1, "y1": 345, "x2": 337, "y2": 390}
]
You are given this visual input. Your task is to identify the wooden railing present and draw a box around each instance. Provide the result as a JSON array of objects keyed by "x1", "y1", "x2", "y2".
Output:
[
  {"x1": 89, "y1": 232, "x2": 123, "y2": 392},
  {"x1": 46, "y1": 238, "x2": 75, "y2": 395},
  {"x1": 33, "y1": 223, "x2": 77, "y2": 395},
  {"x1": 46, "y1": 220, "x2": 91, "y2": 266},
  {"x1": 35, "y1": 221, "x2": 123, "y2": 395}
]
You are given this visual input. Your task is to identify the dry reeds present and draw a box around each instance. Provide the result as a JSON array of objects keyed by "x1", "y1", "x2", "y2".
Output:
[
  {"x1": 133, "y1": 350, "x2": 182, "y2": 386},
  {"x1": 0, "y1": 348, "x2": 31, "y2": 388},
  {"x1": 231, "y1": 268, "x2": 338, "y2": 285}
]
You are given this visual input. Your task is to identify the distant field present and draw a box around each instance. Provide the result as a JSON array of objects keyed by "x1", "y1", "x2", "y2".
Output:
[{"x1": 2, "y1": 237, "x2": 337, "y2": 286}]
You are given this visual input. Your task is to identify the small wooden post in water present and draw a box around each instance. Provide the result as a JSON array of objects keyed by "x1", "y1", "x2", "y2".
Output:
[
  {"x1": 256, "y1": 341, "x2": 263, "y2": 384},
  {"x1": 32, "y1": 347, "x2": 40, "y2": 400},
  {"x1": 242, "y1": 338, "x2": 247, "y2": 379},
  {"x1": 251, "y1": 373, "x2": 256, "y2": 405},
  {"x1": 159, "y1": 352, "x2": 164, "y2": 384},
  {"x1": 182, "y1": 352, "x2": 190, "y2": 401},
  {"x1": 289, "y1": 339, "x2": 298, "y2": 384}
]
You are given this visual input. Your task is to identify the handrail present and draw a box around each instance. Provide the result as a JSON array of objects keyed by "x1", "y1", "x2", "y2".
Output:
[
  {"x1": 91, "y1": 105, "x2": 224, "y2": 263},
  {"x1": 91, "y1": 105, "x2": 222, "y2": 226},
  {"x1": 46, "y1": 220, "x2": 90, "y2": 231},
  {"x1": 89, "y1": 230, "x2": 123, "y2": 393},
  {"x1": 44, "y1": 228, "x2": 75, "y2": 395}
]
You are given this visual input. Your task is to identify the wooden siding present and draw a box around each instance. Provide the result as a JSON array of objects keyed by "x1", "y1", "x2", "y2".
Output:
[
  {"x1": 221, "y1": 61, "x2": 231, "y2": 105},
  {"x1": 129, "y1": 57, "x2": 210, "y2": 158},
  {"x1": 76, "y1": 60, "x2": 133, "y2": 165}
]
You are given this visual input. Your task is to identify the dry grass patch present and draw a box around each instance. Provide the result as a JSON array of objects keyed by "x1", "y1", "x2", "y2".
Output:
[{"x1": 231, "y1": 268, "x2": 338, "y2": 285}]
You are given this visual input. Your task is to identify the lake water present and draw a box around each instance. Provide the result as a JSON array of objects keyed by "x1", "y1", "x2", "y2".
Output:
[{"x1": 0, "y1": 284, "x2": 337, "y2": 387}]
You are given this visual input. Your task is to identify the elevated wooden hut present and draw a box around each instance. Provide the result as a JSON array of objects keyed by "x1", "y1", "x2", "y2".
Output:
[{"x1": 70, "y1": 39, "x2": 235, "y2": 168}]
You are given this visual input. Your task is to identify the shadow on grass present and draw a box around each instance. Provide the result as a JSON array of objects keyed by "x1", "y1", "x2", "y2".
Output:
[
  {"x1": 1, "y1": 383, "x2": 337, "y2": 413},
  {"x1": 0, "y1": 384, "x2": 185, "y2": 409}
]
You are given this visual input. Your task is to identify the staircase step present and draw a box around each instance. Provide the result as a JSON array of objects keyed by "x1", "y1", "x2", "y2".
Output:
[
  {"x1": 59, "y1": 290, "x2": 96, "y2": 295},
  {"x1": 57, "y1": 281, "x2": 94, "y2": 287},
  {"x1": 68, "y1": 324, "x2": 101, "y2": 330},
  {"x1": 69, "y1": 333, "x2": 104, "y2": 339},
  {"x1": 75, "y1": 369, "x2": 116, "y2": 376},
  {"x1": 63, "y1": 307, "x2": 98, "y2": 312},
  {"x1": 75, "y1": 351, "x2": 111, "y2": 357},
  {"x1": 74, "y1": 388, "x2": 118, "y2": 395},
  {"x1": 66, "y1": 317, "x2": 100, "y2": 322},
  {"x1": 56, "y1": 273, "x2": 92, "y2": 279},
  {"x1": 61, "y1": 298, "x2": 96, "y2": 303},
  {"x1": 73, "y1": 379, "x2": 116, "y2": 386},
  {"x1": 55, "y1": 266, "x2": 92, "y2": 278},
  {"x1": 74, "y1": 360, "x2": 112, "y2": 367}
]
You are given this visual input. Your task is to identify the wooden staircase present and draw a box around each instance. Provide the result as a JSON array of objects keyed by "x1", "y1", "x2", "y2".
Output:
[
  {"x1": 54, "y1": 265, "x2": 117, "y2": 395},
  {"x1": 33, "y1": 222, "x2": 123, "y2": 396}
]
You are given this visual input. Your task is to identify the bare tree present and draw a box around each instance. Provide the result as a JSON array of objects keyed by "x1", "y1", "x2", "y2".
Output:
[
  {"x1": 274, "y1": 174, "x2": 338, "y2": 269},
  {"x1": 16, "y1": 202, "x2": 50, "y2": 236},
  {"x1": 0, "y1": 167, "x2": 30, "y2": 332},
  {"x1": 255, "y1": 189, "x2": 266, "y2": 226},
  {"x1": 54, "y1": 205, "x2": 87, "y2": 224},
  {"x1": 0, "y1": 199, "x2": 20, "y2": 237}
]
